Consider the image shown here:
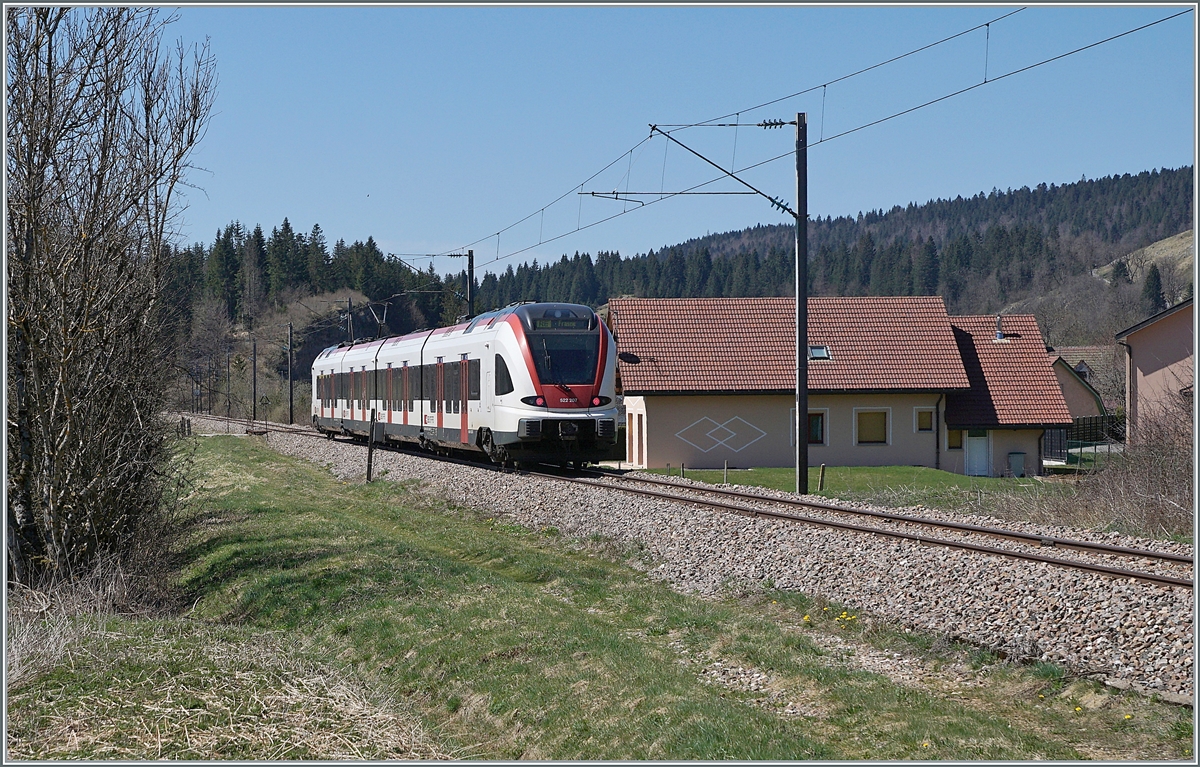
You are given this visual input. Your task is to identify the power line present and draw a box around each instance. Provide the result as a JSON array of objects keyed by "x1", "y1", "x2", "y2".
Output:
[
  {"x1": 441, "y1": 7, "x2": 1030, "y2": 264},
  {"x1": 660, "y1": 6, "x2": 1028, "y2": 131},
  {"x1": 571, "y1": 8, "x2": 1195, "y2": 235},
  {"x1": 467, "y1": 7, "x2": 1193, "y2": 271}
]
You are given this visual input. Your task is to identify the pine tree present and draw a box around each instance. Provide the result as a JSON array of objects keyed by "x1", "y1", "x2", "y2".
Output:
[
  {"x1": 205, "y1": 225, "x2": 240, "y2": 320},
  {"x1": 240, "y1": 224, "x2": 268, "y2": 324},
  {"x1": 1140, "y1": 262, "x2": 1167, "y2": 315},
  {"x1": 569, "y1": 252, "x2": 599, "y2": 305},
  {"x1": 265, "y1": 218, "x2": 297, "y2": 301},
  {"x1": 683, "y1": 249, "x2": 712, "y2": 297},
  {"x1": 850, "y1": 233, "x2": 876, "y2": 295},
  {"x1": 306, "y1": 223, "x2": 329, "y2": 293},
  {"x1": 914, "y1": 237, "x2": 939, "y2": 296},
  {"x1": 1110, "y1": 259, "x2": 1131, "y2": 284}
]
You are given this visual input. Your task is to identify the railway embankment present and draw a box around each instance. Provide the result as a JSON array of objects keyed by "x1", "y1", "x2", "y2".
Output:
[{"x1": 199, "y1": 417, "x2": 1192, "y2": 703}]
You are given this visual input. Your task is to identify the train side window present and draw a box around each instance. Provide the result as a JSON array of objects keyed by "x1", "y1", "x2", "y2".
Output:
[
  {"x1": 468, "y1": 358, "x2": 481, "y2": 400},
  {"x1": 495, "y1": 354, "x2": 514, "y2": 395}
]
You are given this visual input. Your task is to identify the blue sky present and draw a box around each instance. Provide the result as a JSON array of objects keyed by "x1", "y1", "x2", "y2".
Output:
[{"x1": 169, "y1": 4, "x2": 1195, "y2": 277}]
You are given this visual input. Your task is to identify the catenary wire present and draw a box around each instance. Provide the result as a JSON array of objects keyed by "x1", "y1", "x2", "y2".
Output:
[
  {"x1": 581, "y1": 9, "x2": 1196, "y2": 223},
  {"x1": 660, "y1": 6, "x2": 1027, "y2": 130},
  {"x1": 467, "y1": 7, "x2": 1191, "y2": 271},
  {"x1": 440, "y1": 7, "x2": 1029, "y2": 264}
]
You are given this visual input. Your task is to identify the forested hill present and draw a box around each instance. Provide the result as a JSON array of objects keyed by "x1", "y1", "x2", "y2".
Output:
[
  {"x1": 171, "y1": 165, "x2": 1192, "y2": 358},
  {"x1": 468, "y1": 165, "x2": 1193, "y2": 322},
  {"x1": 667, "y1": 165, "x2": 1193, "y2": 264}
]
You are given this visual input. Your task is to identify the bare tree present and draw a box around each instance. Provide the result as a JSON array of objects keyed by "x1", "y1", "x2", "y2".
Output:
[{"x1": 6, "y1": 8, "x2": 216, "y2": 585}]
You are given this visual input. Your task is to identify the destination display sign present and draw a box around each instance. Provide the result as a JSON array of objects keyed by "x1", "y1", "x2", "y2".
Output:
[{"x1": 533, "y1": 317, "x2": 589, "y2": 330}]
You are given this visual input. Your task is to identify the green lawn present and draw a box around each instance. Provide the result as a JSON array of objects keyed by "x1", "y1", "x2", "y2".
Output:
[
  {"x1": 642, "y1": 464, "x2": 1061, "y2": 511},
  {"x1": 6, "y1": 437, "x2": 1191, "y2": 760}
]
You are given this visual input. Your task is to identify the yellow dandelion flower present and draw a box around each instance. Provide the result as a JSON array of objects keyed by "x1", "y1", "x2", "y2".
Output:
[
  {"x1": 1075, "y1": 707, "x2": 1082, "y2": 712},
  {"x1": 1124, "y1": 715, "x2": 1132, "y2": 720},
  {"x1": 922, "y1": 742, "x2": 929, "y2": 748},
  {"x1": 803, "y1": 615, "x2": 810, "y2": 621},
  {"x1": 823, "y1": 607, "x2": 829, "y2": 611},
  {"x1": 1038, "y1": 694, "x2": 1044, "y2": 699}
]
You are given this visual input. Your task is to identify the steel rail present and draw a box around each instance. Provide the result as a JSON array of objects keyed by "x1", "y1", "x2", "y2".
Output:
[
  {"x1": 186, "y1": 414, "x2": 1192, "y2": 590},
  {"x1": 585, "y1": 470, "x2": 1194, "y2": 566},
  {"x1": 542, "y1": 472, "x2": 1193, "y2": 591}
]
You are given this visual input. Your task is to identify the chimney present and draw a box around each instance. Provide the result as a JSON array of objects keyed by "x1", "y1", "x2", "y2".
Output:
[{"x1": 995, "y1": 314, "x2": 1004, "y2": 340}]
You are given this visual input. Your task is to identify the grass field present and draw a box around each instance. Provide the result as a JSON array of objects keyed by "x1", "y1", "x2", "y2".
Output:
[
  {"x1": 6, "y1": 437, "x2": 1192, "y2": 760},
  {"x1": 643, "y1": 464, "x2": 1066, "y2": 511}
]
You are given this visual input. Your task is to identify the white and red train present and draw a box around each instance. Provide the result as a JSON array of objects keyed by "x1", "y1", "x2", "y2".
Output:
[{"x1": 311, "y1": 302, "x2": 620, "y2": 466}]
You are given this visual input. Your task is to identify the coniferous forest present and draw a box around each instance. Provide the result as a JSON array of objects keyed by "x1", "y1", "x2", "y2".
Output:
[{"x1": 167, "y1": 165, "x2": 1192, "y2": 402}]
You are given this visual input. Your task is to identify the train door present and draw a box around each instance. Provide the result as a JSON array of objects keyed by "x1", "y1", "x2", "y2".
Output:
[
  {"x1": 386, "y1": 364, "x2": 396, "y2": 427},
  {"x1": 484, "y1": 359, "x2": 492, "y2": 414},
  {"x1": 460, "y1": 355, "x2": 469, "y2": 444},
  {"x1": 402, "y1": 363, "x2": 409, "y2": 426},
  {"x1": 436, "y1": 358, "x2": 444, "y2": 433}
]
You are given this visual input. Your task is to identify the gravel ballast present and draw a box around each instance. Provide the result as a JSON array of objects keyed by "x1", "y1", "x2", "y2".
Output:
[{"x1": 190, "y1": 417, "x2": 1195, "y2": 701}]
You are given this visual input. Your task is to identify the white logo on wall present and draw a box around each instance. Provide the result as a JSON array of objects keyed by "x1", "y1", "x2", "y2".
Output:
[{"x1": 675, "y1": 417, "x2": 767, "y2": 453}]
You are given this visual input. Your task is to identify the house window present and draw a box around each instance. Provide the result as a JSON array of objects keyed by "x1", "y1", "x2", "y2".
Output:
[
  {"x1": 808, "y1": 412, "x2": 825, "y2": 445},
  {"x1": 808, "y1": 345, "x2": 831, "y2": 360},
  {"x1": 856, "y1": 410, "x2": 888, "y2": 445},
  {"x1": 915, "y1": 409, "x2": 934, "y2": 432},
  {"x1": 947, "y1": 429, "x2": 963, "y2": 450}
]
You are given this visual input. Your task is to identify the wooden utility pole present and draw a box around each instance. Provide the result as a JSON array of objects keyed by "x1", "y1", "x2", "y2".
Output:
[
  {"x1": 795, "y1": 112, "x2": 808, "y2": 495},
  {"x1": 252, "y1": 337, "x2": 257, "y2": 422}
]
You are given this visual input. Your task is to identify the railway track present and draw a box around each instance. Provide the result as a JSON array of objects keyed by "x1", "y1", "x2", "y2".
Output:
[{"x1": 185, "y1": 413, "x2": 1194, "y2": 590}]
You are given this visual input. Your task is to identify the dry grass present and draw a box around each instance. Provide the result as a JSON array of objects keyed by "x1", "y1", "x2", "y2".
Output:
[
  {"x1": 6, "y1": 625, "x2": 453, "y2": 760},
  {"x1": 6, "y1": 557, "x2": 167, "y2": 690},
  {"x1": 986, "y1": 400, "x2": 1193, "y2": 538}
]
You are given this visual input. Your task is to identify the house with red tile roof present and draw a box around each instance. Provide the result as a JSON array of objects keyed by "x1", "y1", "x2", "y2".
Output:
[
  {"x1": 944, "y1": 315, "x2": 1073, "y2": 476},
  {"x1": 609, "y1": 296, "x2": 1071, "y2": 477}
]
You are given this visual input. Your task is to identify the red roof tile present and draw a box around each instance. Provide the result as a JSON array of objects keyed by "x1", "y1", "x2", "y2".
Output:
[
  {"x1": 945, "y1": 315, "x2": 1073, "y2": 428},
  {"x1": 609, "y1": 296, "x2": 970, "y2": 394}
]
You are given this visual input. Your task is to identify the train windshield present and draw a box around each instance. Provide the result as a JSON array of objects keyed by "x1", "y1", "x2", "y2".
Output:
[{"x1": 528, "y1": 333, "x2": 599, "y2": 385}]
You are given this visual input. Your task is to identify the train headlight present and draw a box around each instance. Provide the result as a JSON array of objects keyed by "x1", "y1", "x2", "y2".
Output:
[
  {"x1": 520, "y1": 395, "x2": 547, "y2": 407},
  {"x1": 591, "y1": 396, "x2": 611, "y2": 407}
]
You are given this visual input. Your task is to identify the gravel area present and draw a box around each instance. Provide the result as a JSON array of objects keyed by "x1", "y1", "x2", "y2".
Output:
[
  {"x1": 593, "y1": 474, "x2": 1194, "y2": 584},
  {"x1": 188, "y1": 417, "x2": 1195, "y2": 702}
]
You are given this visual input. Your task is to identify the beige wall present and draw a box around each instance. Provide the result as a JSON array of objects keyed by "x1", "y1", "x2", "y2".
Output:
[
  {"x1": 938, "y1": 428, "x2": 1044, "y2": 477},
  {"x1": 987, "y1": 429, "x2": 1044, "y2": 477},
  {"x1": 625, "y1": 392, "x2": 957, "y2": 470},
  {"x1": 1052, "y1": 360, "x2": 1104, "y2": 418},
  {"x1": 1126, "y1": 303, "x2": 1194, "y2": 436}
]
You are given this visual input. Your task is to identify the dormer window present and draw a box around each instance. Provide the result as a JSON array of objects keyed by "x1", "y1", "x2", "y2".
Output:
[{"x1": 808, "y1": 345, "x2": 831, "y2": 360}]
